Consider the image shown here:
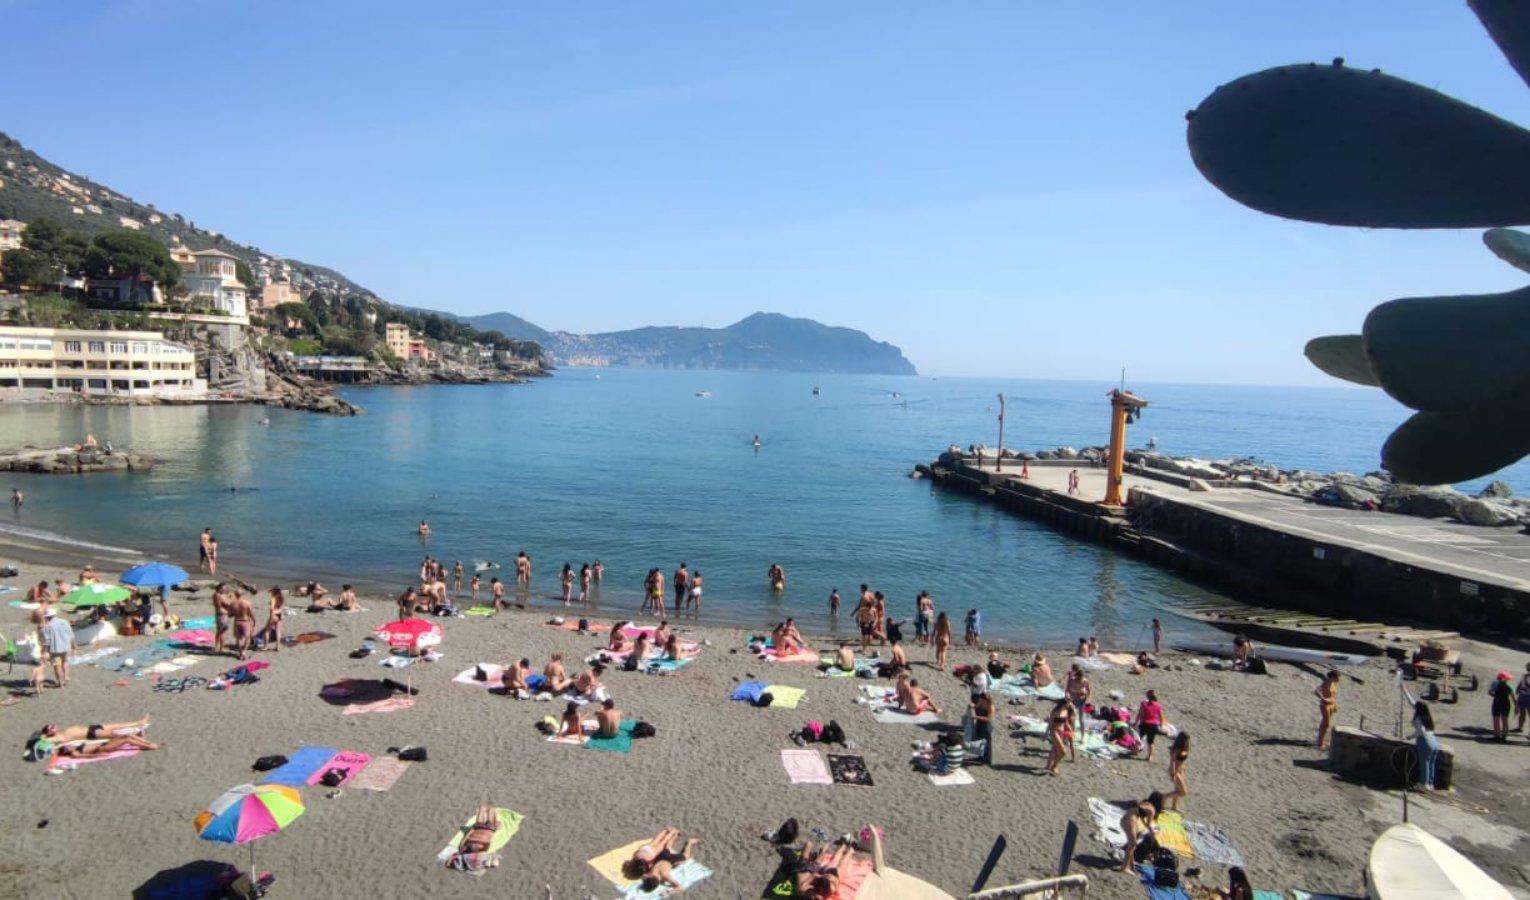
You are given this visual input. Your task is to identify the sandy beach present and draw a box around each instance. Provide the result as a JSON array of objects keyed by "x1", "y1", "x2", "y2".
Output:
[{"x1": 2, "y1": 550, "x2": 1528, "y2": 900}]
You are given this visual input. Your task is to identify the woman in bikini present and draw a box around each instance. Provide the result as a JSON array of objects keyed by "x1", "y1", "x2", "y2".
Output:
[
  {"x1": 607, "y1": 623, "x2": 633, "y2": 655},
  {"x1": 624, "y1": 633, "x2": 651, "y2": 672},
  {"x1": 1315, "y1": 671, "x2": 1340, "y2": 750},
  {"x1": 794, "y1": 841, "x2": 854, "y2": 899},
  {"x1": 623, "y1": 828, "x2": 698, "y2": 880},
  {"x1": 1046, "y1": 698, "x2": 1074, "y2": 775},
  {"x1": 1118, "y1": 792, "x2": 1164, "y2": 872},
  {"x1": 263, "y1": 587, "x2": 285, "y2": 652},
  {"x1": 663, "y1": 633, "x2": 692, "y2": 661},
  {"x1": 559, "y1": 701, "x2": 586, "y2": 739},
  {"x1": 933, "y1": 611, "x2": 953, "y2": 670},
  {"x1": 1166, "y1": 731, "x2": 1190, "y2": 810},
  {"x1": 638, "y1": 834, "x2": 702, "y2": 893},
  {"x1": 56, "y1": 734, "x2": 159, "y2": 757},
  {"x1": 458, "y1": 804, "x2": 501, "y2": 854}
]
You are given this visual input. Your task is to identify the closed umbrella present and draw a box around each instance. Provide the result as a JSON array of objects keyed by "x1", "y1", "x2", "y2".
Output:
[
  {"x1": 373, "y1": 619, "x2": 442, "y2": 695},
  {"x1": 119, "y1": 562, "x2": 190, "y2": 588},
  {"x1": 59, "y1": 583, "x2": 131, "y2": 607},
  {"x1": 195, "y1": 783, "x2": 305, "y2": 874}
]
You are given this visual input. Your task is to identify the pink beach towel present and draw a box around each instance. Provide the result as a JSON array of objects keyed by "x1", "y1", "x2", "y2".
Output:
[
  {"x1": 46, "y1": 746, "x2": 140, "y2": 770},
  {"x1": 306, "y1": 751, "x2": 372, "y2": 786},
  {"x1": 831, "y1": 855, "x2": 874, "y2": 900},
  {"x1": 342, "y1": 697, "x2": 415, "y2": 715},
  {"x1": 762, "y1": 646, "x2": 819, "y2": 663},
  {"x1": 167, "y1": 629, "x2": 215, "y2": 645},
  {"x1": 781, "y1": 749, "x2": 833, "y2": 785}
]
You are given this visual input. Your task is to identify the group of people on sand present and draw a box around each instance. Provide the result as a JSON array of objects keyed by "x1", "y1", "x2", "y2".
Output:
[
  {"x1": 211, "y1": 583, "x2": 298, "y2": 660},
  {"x1": 27, "y1": 716, "x2": 158, "y2": 765},
  {"x1": 602, "y1": 621, "x2": 694, "y2": 670},
  {"x1": 497, "y1": 653, "x2": 608, "y2": 702}
]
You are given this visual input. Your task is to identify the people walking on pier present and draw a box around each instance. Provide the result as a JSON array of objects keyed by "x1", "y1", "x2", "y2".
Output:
[{"x1": 1315, "y1": 671, "x2": 1340, "y2": 750}]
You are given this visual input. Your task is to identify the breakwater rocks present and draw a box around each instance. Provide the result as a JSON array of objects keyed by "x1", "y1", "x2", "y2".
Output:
[{"x1": 0, "y1": 446, "x2": 153, "y2": 474}]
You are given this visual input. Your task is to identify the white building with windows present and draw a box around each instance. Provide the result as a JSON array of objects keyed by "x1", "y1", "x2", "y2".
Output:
[
  {"x1": 0, "y1": 326, "x2": 203, "y2": 397},
  {"x1": 177, "y1": 248, "x2": 248, "y2": 323}
]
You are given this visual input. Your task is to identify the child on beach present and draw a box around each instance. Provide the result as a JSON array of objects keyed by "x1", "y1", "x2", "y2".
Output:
[{"x1": 964, "y1": 609, "x2": 982, "y2": 646}]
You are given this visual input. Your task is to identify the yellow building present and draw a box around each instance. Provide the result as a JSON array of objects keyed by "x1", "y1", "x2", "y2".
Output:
[
  {"x1": 0, "y1": 326, "x2": 201, "y2": 396},
  {"x1": 0, "y1": 218, "x2": 25, "y2": 252},
  {"x1": 384, "y1": 322, "x2": 411, "y2": 358},
  {"x1": 259, "y1": 281, "x2": 302, "y2": 314}
]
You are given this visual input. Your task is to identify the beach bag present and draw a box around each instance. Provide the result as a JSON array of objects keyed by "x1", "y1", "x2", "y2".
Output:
[
  {"x1": 755, "y1": 692, "x2": 774, "y2": 708},
  {"x1": 771, "y1": 817, "x2": 799, "y2": 845},
  {"x1": 252, "y1": 755, "x2": 288, "y2": 772},
  {"x1": 398, "y1": 746, "x2": 428, "y2": 761},
  {"x1": 578, "y1": 618, "x2": 590, "y2": 633},
  {"x1": 821, "y1": 720, "x2": 846, "y2": 746},
  {"x1": 800, "y1": 722, "x2": 824, "y2": 743},
  {"x1": 319, "y1": 767, "x2": 348, "y2": 787},
  {"x1": 632, "y1": 721, "x2": 656, "y2": 738},
  {"x1": 1247, "y1": 656, "x2": 1268, "y2": 675}
]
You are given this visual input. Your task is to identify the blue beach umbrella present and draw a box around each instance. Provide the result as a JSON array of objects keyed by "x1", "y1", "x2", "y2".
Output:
[{"x1": 119, "y1": 562, "x2": 190, "y2": 588}]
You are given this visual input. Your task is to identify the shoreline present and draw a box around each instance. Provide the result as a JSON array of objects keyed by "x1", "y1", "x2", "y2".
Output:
[{"x1": 3, "y1": 547, "x2": 1529, "y2": 898}]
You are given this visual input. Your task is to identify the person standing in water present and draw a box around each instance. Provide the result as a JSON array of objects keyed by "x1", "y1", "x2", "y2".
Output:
[{"x1": 828, "y1": 587, "x2": 840, "y2": 616}]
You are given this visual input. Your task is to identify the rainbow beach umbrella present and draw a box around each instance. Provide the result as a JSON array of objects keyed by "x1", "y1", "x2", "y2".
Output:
[{"x1": 195, "y1": 783, "x2": 305, "y2": 872}]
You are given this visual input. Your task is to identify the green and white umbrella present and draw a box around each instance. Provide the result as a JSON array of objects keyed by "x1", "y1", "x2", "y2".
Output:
[{"x1": 59, "y1": 583, "x2": 132, "y2": 607}]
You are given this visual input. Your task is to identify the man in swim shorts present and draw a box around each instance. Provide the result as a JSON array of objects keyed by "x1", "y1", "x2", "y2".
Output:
[{"x1": 231, "y1": 591, "x2": 256, "y2": 660}]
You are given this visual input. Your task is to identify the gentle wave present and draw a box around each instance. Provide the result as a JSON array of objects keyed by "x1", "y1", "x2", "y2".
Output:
[{"x1": 0, "y1": 521, "x2": 143, "y2": 557}]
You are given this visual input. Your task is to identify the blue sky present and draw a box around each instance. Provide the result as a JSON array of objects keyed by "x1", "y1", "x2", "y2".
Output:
[{"x1": 4, "y1": 1, "x2": 1528, "y2": 384}]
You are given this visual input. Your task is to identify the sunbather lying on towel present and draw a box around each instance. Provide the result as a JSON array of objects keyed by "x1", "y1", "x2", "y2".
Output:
[
  {"x1": 607, "y1": 624, "x2": 633, "y2": 655},
  {"x1": 35, "y1": 716, "x2": 150, "y2": 745},
  {"x1": 57, "y1": 734, "x2": 159, "y2": 757},
  {"x1": 894, "y1": 674, "x2": 939, "y2": 715},
  {"x1": 793, "y1": 841, "x2": 855, "y2": 899},
  {"x1": 622, "y1": 827, "x2": 702, "y2": 893},
  {"x1": 458, "y1": 804, "x2": 501, "y2": 854}
]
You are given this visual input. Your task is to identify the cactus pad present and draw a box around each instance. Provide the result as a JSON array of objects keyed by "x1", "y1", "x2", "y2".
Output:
[{"x1": 1303, "y1": 335, "x2": 1379, "y2": 387}]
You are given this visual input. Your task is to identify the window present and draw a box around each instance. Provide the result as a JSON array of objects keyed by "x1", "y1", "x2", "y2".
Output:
[
  {"x1": 131, "y1": 342, "x2": 147, "y2": 354},
  {"x1": 110, "y1": 342, "x2": 127, "y2": 354},
  {"x1": 88, "y1": 341, "x2": 105, "y2": 353},
  {"x1": 64, "y1": 341, "x2": 81, "y2": 353}
]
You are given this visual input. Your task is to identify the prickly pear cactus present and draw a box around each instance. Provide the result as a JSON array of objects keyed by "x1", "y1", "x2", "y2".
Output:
[{"x1": 1187, "y1": 1, "x2": 1530, "y2": 485}]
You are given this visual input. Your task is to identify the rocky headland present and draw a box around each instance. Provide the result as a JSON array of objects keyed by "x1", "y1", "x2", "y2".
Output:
[{"x1": 0, "y1": 445, "x2": 153, "y2": 474}]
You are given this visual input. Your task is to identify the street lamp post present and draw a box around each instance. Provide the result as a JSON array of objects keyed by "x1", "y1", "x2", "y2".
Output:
[{"x1": 996, "y1": 394, "x2": 1006, "y2": 471}]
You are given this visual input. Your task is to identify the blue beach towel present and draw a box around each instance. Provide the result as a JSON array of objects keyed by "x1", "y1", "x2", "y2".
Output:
[
  {"x1": 730, "y1": 681, "x2": 767, "y2": 703},
  {"x1": 645, "y1": 658, "x2": 691, "y2": 673},
  {"x1": 527, "y1": 674, "x2": 546, "y2": 690},
  {"x1": 259, "y1": 746, "x2": 339, "y2": 787},
  {"x1": 1134, "y1": 866, "x2": 1191, "y2": 900}
]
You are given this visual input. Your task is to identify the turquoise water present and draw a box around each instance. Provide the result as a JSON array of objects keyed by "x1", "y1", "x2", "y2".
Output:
[{"x1": 4, "y1": 370, "x2": 1518, "y2": 644}]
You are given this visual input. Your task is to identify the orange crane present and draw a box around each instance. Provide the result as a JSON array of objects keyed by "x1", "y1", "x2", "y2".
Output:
[{"x1": 1103, "y1": 389, "x2": 1149, "y2": 507}]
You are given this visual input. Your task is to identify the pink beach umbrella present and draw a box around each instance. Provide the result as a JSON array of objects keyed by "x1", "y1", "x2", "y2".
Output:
[{"x1": 372, "y1": 619, "x2": 442, "y2": 694}]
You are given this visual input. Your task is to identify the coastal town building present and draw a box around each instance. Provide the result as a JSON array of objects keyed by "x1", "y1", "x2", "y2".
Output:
[
  {"x1": 176, "y1": 248, "x2": 248, "y2": 323},
  {"x1": 383, "y1": 321, "x2": 434, "y2": 361},
  {"x1": 0, "y1": 218, "x2": 25, "y2": 252},
  {"x1": 259, "y1": 281, "x2": 301, "y2": 314},
  {"x1": 0, "y1": 325, "x2": 202, "y2": 397}
]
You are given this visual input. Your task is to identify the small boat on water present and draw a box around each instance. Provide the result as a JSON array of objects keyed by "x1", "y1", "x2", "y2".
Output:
[
  {"x1": 1368, "y1": 823, "x2": 1512, "y2": 900},
  {"x1": 695, "y1": 391, "x2": 711, "y2": 398},
  {"x1": 1171, "y1": 639, "x2": 1369, "y2": 666},
  {"x1": 812, "y1": 385, "x2": 820, "y2": 395}
]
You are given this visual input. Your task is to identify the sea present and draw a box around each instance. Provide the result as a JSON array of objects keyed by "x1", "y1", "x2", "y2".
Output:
[{"x1": 4, "y1": 369, "x2": 1524, "y2": 646}]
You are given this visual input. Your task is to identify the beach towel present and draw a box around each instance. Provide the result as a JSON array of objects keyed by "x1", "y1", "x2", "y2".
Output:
[
  {"x1": 588, "y1": 840, "x2": 712, "y2": 898},
  {"x1": 1089, "y1": 798, "x2": 1131, "y2": 851},
  {"x1": 379, "y1": 655, "x2": 414, "y2": 668},
  {"x1": 1080, "y1": 731, "x2": 1130, "y2": 760},
  {"x1": 1184, "y1": 820, "x2": 1246, "y2": 868},
  {"x1": 166, "y1": 629, "x2": 214, "y2": 645},
  {"x1": 45, "y1": 745, "x2": 140, "y2": 771},
  {"x1": 436, "y1": 807, "x2": 523, "y2": 870},
  {"x1": 928, "y1": 768, "x2": 975, "y2": 786},
  {"x1": 181, "y1": 616, "x2": 215, "y2": 629},
  {"x1": 761, "y1": 646, "x2": 819, "y2": 663},
  {"x1": 8, "y1": 599, "x2": 37, "y2": 609},
  {"x1": 306, "y1": 751, "x2": 371, "y2": 787},
  {"x1": 644, "y1": 657, "x2": 693, "y2": 673},
  {"x1": 586, "y1": 721, "x2": 638, "y2": 754},
  {"x1": 1008, "y1": 714, "x2": 1049, "y2": 736},
  {"x1": 549, "y1": 619, "x2": 612, "y2": 633},
  {"x1": 870, "y1": 705, "x2": 939, "y2": 725},
  {"x1": 730, "y1": 681, "x2": 767, "y2": 703},
  {"x1": 1292, "y1": 892, "x2": 1364, "y2": 900},
  {"x1": 291, "y1": 631, "x2": 337, "y2": 644},
  {"x1": 830, "y1": 855, "x2": 874, "y2": 900},
  {"x1": 1253, "y1": 893, "x2": 1284, "y2": 900},
  {"x1": 618, "y1": 860, "x2": 713, "y2": 898},
  {"x1": 548, "y1": 724, "x2": 592, "y2": 745},
  {"x1": 781, "y1": 748, "x2": 833, "y2": 784},
  {"x1": 764, "y1": 685, "x2": 806, "y2": 709},
  {"x1": 454, "y1": 664, "x2": 505, "y2": 688},
  {"x1": 464, "y1": 606, "x2": 496, "y2": 616},
  {"x1": 828, "y1": 754, "x2": 874, "y2": 786},
  {"x1": 259, "y1": 747, "x2": 339, "y2": 786},
  {"x1": 1101, "y1": 652, "x2": 1138, "y2": 666},
  {"x1": 350, "y1": 757, "x2": 411, "y2": 791},
  {"x1": 1152, "y1": 811, "x2": 1195, "y2": 858},
  {"x1": 1071, "y1": 656, "x2": 1112, "y2": 672},
  {"x1": 1136, "y1": 871, "x2": 1192, "y2": 900},
  {"x1": 342, "y1": 697, "x2": 415, "y2": 715}
]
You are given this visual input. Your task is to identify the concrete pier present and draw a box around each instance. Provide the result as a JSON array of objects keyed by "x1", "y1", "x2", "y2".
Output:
[{"x1": 919, "y1": 455, "x2": 1530, "y2": 642}]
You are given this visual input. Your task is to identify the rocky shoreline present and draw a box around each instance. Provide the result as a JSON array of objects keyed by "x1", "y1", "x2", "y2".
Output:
[
  {"x1": 0, "y1": 445, "x2": 153, "y2": 474},
  {"x1": 967, "y1": 442, "x2": 1530, "y2": 530}
]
